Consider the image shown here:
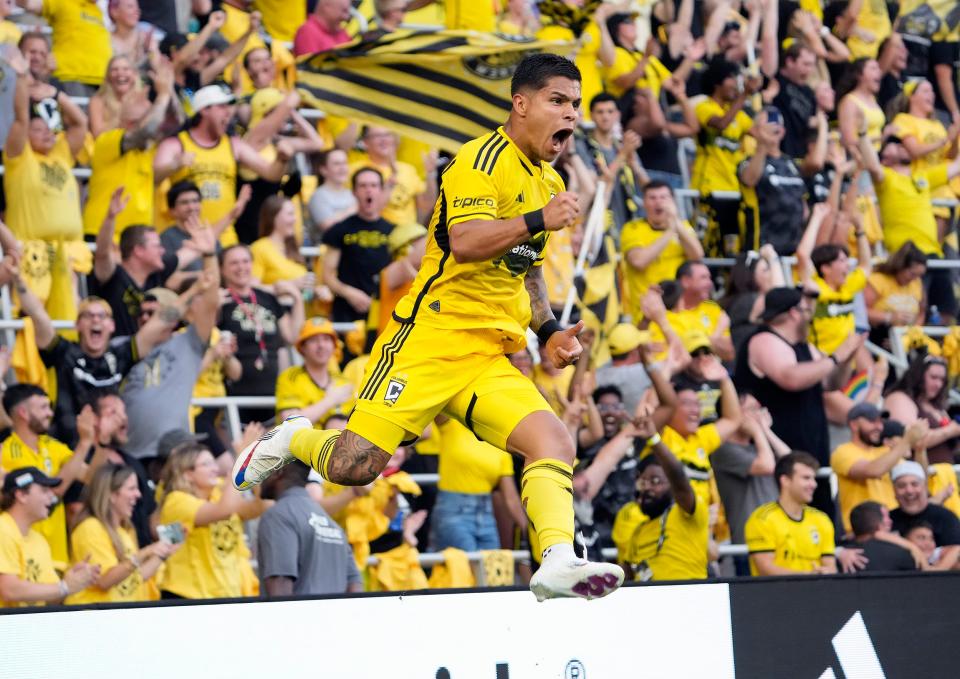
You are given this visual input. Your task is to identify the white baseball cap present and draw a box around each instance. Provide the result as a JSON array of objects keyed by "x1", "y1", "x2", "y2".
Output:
[{"x1": 192, "y1": 85, "x2": 235, "y2": 111}]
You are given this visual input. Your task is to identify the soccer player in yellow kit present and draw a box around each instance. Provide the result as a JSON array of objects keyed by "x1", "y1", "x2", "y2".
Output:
[{"x1": 234, "y1": 54, "x2": 624, "y2": 600}]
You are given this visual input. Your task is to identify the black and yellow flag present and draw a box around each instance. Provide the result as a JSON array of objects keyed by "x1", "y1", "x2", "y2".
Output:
[{"x1": 296, "y1": 29, "x2": 573, "y2": 153}]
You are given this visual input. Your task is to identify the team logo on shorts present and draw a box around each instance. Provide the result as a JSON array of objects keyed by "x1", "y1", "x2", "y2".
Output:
[{"x1": 384, "y1": 378, "x2": 407, "y2": 406}]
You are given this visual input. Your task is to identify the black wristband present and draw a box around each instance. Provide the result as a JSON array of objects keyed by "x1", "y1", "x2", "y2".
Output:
[
  {"x1": 536, "y1": 319, "x2": 562, "y2": 346},
  {"x1": 524, "y1": 209, "x2": 545, "y2": 236}
]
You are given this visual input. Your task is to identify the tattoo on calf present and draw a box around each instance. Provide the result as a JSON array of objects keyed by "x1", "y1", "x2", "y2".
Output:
[{"x1": 328, "y1": 429, "x2": 392, "y2": 485}]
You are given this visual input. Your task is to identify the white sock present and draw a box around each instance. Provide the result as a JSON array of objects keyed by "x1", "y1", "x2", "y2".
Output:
[{"x1": 542, "y1": 542, "x2": 576, "y2": 563}]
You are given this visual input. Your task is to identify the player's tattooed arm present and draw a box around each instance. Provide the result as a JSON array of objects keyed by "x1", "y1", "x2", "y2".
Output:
[{"x1": 524, "y1": 266, "x2": 556, "y2": 332}]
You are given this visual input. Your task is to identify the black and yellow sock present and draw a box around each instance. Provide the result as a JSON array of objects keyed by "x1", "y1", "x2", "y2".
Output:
[
  {"x1": 521, "y1": 459, "x2": 575, "y2": 554},
  {"x1": 290, "y1": 429, "x2": 341, "y2": 480}
]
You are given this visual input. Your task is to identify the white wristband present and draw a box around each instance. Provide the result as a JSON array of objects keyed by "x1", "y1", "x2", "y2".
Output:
[
  {"x1": 58, "y1": 579, "x2": 69, "y2": 597},
  {"x1": 647, "y1": 433, "x2": 662, "y2": 447}
]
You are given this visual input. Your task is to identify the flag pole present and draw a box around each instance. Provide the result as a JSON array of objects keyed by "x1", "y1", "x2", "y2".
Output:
[{"x1": 559, "y1": 180, "x2": 607, "y2": 326}]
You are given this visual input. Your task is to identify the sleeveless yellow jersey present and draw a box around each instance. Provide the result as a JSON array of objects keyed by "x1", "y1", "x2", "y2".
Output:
[
  {"x1": 392, "y1": 127, "x2": 565, "y2": 352},
  {"x1": 745, "y1": 501, "x2": 835, "y2": 574},
  {"x1": 170, "y1": 131, "x2": 238, "y2": 245}
]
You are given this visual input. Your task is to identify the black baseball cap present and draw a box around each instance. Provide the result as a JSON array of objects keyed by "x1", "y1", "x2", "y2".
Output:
[
  {"x1": 2, "y1": 467, "x2": 61, "y2": 494},
  {"x1": 760, "y1": 287, "x2": 803, "y2": 322},
  {"x1": 882, "y1": 419, "x2": 905, "y2": 439},
  {"x1": 847, "y1": 402, "x2": 886, "y2": 423},
  {"x1": 157, "y1": 429, "x2": 208, "y2": 459}
]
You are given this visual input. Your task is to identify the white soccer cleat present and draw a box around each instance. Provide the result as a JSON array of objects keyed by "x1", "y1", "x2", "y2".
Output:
[
  {"x1": 232, "y1": 416, "x2": 311, "y2": 490},
  {"x1": 529, "y1": 556, "x2": 625, "y2": 602}
]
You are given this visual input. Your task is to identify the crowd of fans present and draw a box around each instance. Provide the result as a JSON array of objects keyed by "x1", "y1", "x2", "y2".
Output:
[{"x1": 1, "y1": 0, "x2": 960, "y2": 607}]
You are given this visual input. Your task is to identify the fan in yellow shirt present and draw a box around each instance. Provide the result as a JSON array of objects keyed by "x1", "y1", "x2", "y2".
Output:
[
  {"x1": 692, "y1": 58, "x2": 758, "y2": 256},
  {"x1": 82, "y1": 60, "x2": 177, "y2": 240},
  {"x1": 864, "y1": 242, "x2": 927, "y2": 330},
  {"x1": 797, "y1": 203, "x2": 872, "y2": 356},
  {"x1": 745, "y1": 451, "x2": 837, "y2": 575},
  {"x1": 352, "y1": 126, "x2": 437, "y2": 226},
  {"x1": 250, "y1": 196, "x2": 311, "y2": 286},
  {"x1": 622, "y1": 414, "x2": 709, "y2": 581},
  {"x1": 0, "y1": 467, "x2": 97, "y2": 607},
  {"x1": 157, "y1": 444, "x2": 268, "y2": 599},
  {"x1": 830, "y1": 404, "x2": 925, "y2": 533},
  {"x1": 66, "y1": 465, "x2": 179, "y2": 605},
  {"x1": 602, "y1": 13, "x2": 672, "y2": 100},
  {"x1": 276, "y1": 318, "x2": 357, "y2": 425},
  {"x1": 0, "y1": 384, "x2": 92, "y2": 566},
  {"x1": 620, "y1": 183, "x2": 704, "y2": 321},
  {"x1": 20, "y1": 0, "x2": 111, "y2": 89},
  {"x1": 431, "y1": 418, "x2": 525, "y2": 551}
]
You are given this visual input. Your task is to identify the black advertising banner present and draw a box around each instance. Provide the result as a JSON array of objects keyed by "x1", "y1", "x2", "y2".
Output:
[{"x1": 730, "y1": 573, "x2": 960, "y2": 678}]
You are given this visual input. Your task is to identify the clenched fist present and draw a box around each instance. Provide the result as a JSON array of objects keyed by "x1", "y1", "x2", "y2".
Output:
[{"x1": 542, "y1": 192, "x2": 580, "y2": 231}]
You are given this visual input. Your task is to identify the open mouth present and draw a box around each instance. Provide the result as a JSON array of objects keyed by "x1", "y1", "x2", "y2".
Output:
[
  {"x1": 551, "y1": 128, "x2": 573, "y2": 151},
  {"x1": 89, "y1": 327, "x2": 104, "y2": 340}
]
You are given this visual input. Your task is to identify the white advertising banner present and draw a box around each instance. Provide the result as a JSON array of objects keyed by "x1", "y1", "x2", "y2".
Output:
[{"x1": 0, "y1": 584, "x2": 734, "y2": 679}]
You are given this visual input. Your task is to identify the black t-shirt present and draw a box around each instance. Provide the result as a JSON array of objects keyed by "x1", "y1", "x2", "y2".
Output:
[
  {"x1": 89, "y1": 253, "x2": 179, "y2": 337},
  {"x1": 878, "y1": 72, "x2": 904, "y2": 112},
  {"x1": 739, "y1": 154, "x2": 807, "y2": 255},
  {"x1": 773, "y1": 74, "x2": 816, "y2": 159},
  {"x1": 891, "y1": 504, "x2": 960, "y2": 546},
  {"x1": 40, "y1": 336, "x2": 138, "y2": 446},
  {"x1": 138, "y1": 0, "x2": 178, "y2": 34},
  {"x1": 930, "y1": 41, "x2": 959, "y2": 114},
  {"x1": 219, "y1": 288, "x2": 288, "y2": 397},
  {"x1": 843, "y1": 538, "x2": 917, "y2": 572},
  {"x1": 321, "y1": 215, "x2": 393, "y2": 322}
]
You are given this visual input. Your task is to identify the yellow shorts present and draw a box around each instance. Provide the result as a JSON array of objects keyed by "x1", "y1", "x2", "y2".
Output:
[{"x1": 348, "y1": 319, "x2": 552, "y2": 453}]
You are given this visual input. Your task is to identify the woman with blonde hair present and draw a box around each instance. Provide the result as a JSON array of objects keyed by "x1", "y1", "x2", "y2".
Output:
[
  {"x1": 887, "y1": 79, "x2": 960, "y2": 242},
  {"x1": 157, "y1": 443, "x2": 268, "y2": 599},
  {"x1": 66, "y1": 465, "x2": 178, "y2": 604},
  {"x1": 250, "y1": 195, "x2": 314, "y2": 291},
  {"x1": 88, "y1": 54, "x2": 144, "y2": 137}
]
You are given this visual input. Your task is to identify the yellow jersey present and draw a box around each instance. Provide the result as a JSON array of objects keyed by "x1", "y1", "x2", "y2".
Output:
[
  {"x1": 65, "y1": 517, "x2": 155, "y2": 604},
  {"x1": 659, "y1": 424, "x2": 722, "y2": 508},
  {"x1": 274, "y1": 366, "x2": 357, "y2": 422},
  {"x1": 437, "y1": 419, "x2": 514, "y2": 494},
  {"x1": 620, "y1": 218, "x2": 695, "y2": 319},
  {"x1": 809, "y1": 268, "x2": 867, "y2": 355},
  {"x1": 603, "y1": 50, "x2": 671, "y2": 100},
  {"x1": 846, "y1": 0, "x2": 891, "y2": 59},
  {"x1": 623, "y1": 497, "x2": 709, "y2": 581},
  {"x1": 877, "y1": 164, "x2": 948, "y2": 256},
  {"x1": 745, "y1": 501, "x2": 835, "y2": 575},
  {"x1": 866, "y1": 272, "x2": 922, "y2": 322},
  {"x1": 0, "y1": 432, "x2": 74, "y2": 566},
  {"x1": 692, "y1": 97, "x2": 753, "y2": 195},
  {"x1": 43, "y1": 0, "x2": 110, "y2": 86},
  {"x1": 83, "y1": 129, "x2": 156, "y2": 239},
  {"x1": 392, "y1": 126, "x2": 565, "y2": 352},
  {"x1": 250, "y1": 237, "x2": 308, "y2": 285},
  {"x1": 0, "y1": 512, "x2": 59, "y2": 607},
  {"x1": 350, "y1": 157, "x2": 425, "y2": 226},
  {"x1": 158, "y1": 485, "x2": 246, "y2": 599},
  {"x1": 890, "y1": 113, "x2": 956, "y2": 213},
  {"x1": 531, "y1": 363, "x2": 574, "y2": 416},
  {"x1": 611, "y1": 501, "x2": 648, "y2": 561},
  {"x1": 830, "y1": 442, "x2": 898, "y2": 534},
  {"x1": 3, "y1": 134, "x2": 82, "y2": 242},
  {"x1": 169, "y1": 131, "x2": 238, "y2": 246},
  {"x1": 0, "y1": 19, "x2": 22, "y2": 46},
  {"x1": 253, "y1": 0, "x2": 306, "y2": 42},
  {"x1": 443, "y1": 0, "x2": 500, "y2": 31},
  {"x1": 649, "y1": 300, "x2": 729, "y2": 360}
]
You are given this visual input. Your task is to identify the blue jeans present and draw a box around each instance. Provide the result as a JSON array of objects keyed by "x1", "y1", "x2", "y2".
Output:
[{"x1": 429, "y1": 490, "x2": 500, "y2": 552}]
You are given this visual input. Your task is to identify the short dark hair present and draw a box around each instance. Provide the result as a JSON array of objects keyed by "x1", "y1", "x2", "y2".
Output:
[
  {"x1": 850, "y1": 501, "x2": 885, "y2": 537},
  {"x1": 701, "y1": 57, "x2": 740, "y2": 96},
  {"x1": 592, "y1": 385, "x2": 623, "y2": 403},
  {"x1": 589, "y1": 92, "x2": 618, "y2": 111},
  {"x1": 904, "y1": 519, "x2": 934, "y2": 537},
  {"x1": 242, "y1": 45, "x2": 270, "y2": 72},
  {"x1": 119, "y1": 225, "x2": 157, "y2": 260},
  {"x1": 774, "y1": 451, "x2": 820, "y2": 490},
  {"x1": 675, "y1": 259, "x2": 705, "y2": 280},
  {"x1": 637, "y1": 453, "x2": 663, "y2": 476},
  {"x1": 351, "y1": 166, "x2": 383, "y2": 190},
  {"x1": 18, "y1": 32, "x2": 49, "y2": 52},
  {"x1": 642, "y1": 180, "x2": 674, "y2": 196},
  {"x1": 510, "y1": 53, "x2": 581, "y2": 96},
  {"x1": 2, "y1": 383, "x2": 47, "y2": 418},
  {"x1": 811, "y1": 243, "x2": 848, "y2": 277},
  {"x1": 86, "y1": 387, "x2": 121, "y2": 415},
  {"x1": 277, "y1": 459, "x2": 311, "y2": 486},
  {"x1": 783, "y1": 42, "x2": 813, "y2": 63},
  {"x1": 167, "y1": 181, "x2": 202, "y2": 209}
]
